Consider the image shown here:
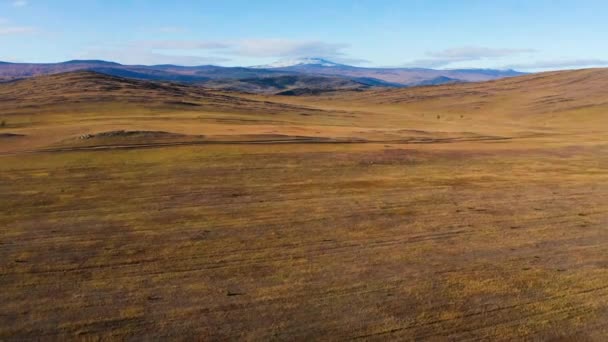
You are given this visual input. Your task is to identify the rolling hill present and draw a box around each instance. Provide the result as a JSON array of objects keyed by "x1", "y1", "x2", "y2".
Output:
[
  {"x1": 324, "y1": 67, "x2": 608, "y2": 125},
  {"x1": 1, "y1": 67, "x2": 605, "y2": 152}
]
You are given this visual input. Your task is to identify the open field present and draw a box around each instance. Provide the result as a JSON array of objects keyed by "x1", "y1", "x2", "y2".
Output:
[{"x1": 1, "y1": 70, "x2": 608, "y2": 339}]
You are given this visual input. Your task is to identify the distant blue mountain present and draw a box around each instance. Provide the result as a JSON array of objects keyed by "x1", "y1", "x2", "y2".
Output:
[{"x1": 0, "y1": 58, "x2": 528, "y2": 91}]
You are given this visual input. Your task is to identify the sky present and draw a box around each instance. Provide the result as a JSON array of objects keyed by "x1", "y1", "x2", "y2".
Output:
[{"x1": 1, "y1": 0, "x2": 607, "y2": 71}]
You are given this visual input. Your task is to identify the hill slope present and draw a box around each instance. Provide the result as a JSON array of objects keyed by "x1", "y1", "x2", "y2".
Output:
[
  {"x1": 285, "y1": 67, "x2": 608, "y2": 135},
  {"x1": 203, "y1": 74, "x2": 371, "y2": 94},
  {"x1": 0, "y1": 71, "x2": 363, "y2": 153},
  {"x1": 0, "y1": 71, "x2": 278, "y2": 109},
  {"x1": 343, "y1": 67, "x2": 608, "y2": 106}
]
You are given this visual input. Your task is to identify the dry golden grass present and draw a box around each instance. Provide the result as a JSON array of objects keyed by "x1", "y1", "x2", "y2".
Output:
[{"x1": 1, "y1": 70, "x2": 607, "y2": 339}]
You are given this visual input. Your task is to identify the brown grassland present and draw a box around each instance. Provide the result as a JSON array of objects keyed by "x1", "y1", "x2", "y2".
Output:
[{"x1": 1, "y1": 70, "x2": 607, "y2": 340}]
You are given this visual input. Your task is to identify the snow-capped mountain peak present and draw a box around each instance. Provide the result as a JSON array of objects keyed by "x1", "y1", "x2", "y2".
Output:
[{"x1": 251, "y1": 57, "x2": 343, "y2": 69}]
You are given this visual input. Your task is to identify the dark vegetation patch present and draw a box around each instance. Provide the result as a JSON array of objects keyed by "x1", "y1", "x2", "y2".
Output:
[
  {"x1": 276, "y1": 88, "x2": 364, "y2": 96},
  {"x1": 80, "y1": 130, "x2": 185, "y2": 140},
  {"x1": 0, "y1": 133, "x2": 25, "y2": 138},
  {"x1": 164, "y1": 101, "x2": 201, "y2": 107}
]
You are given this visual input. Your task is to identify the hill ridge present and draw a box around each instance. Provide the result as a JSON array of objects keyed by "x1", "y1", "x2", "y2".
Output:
[{"x1": 0, "y1": 59, "x2": 527, "y2": 89}]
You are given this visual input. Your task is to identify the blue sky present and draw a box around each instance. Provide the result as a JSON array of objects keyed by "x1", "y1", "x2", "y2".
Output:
[{"x1": 1, "y1": 0, "x2": 607, "y2": 70}]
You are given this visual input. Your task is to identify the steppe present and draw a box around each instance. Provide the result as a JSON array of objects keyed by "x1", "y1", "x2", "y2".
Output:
[{"x1": 1, "y1": 69, "x2": 607, "y2": 339}]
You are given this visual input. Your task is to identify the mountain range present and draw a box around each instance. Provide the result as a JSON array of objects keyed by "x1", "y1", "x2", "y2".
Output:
[{"x1": 0, "y1": 57, "x2": 526, "y2": 94}]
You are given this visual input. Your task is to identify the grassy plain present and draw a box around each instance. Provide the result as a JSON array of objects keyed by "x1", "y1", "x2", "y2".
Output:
[{"x1": 1, "y1": 70, "x2": 607, "y2": 339}]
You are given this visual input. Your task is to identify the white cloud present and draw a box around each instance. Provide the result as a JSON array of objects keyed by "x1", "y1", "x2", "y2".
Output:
[
  {"x1": 0, "y1": 56, "x2": 23, "y2": 62},
  {"x1": 0, "y1": 17, "x2": 35, "y2": 35},
  {"x1": 330, "y1": 57, "x2": 371, "y2": 65},
  {"x1": 401, "y1": 58, "x2": 467, "y2": 69},
  {"x1": 504, "y1": 59, "x2": 608, "y2": 70},
  {"x1": 136, "y1": 40, "x2": 231, "y2": 50},
  {"x1": 79, "y1": 47, "x2": 231, "y2": 66},
  {"x1": 78, "y1": 38, "x2": 355, "y2": 66},
  {"x1": 12, "y1": 0, "x2": 28, "y2": 7},
  {"x1": 0, "y1": 25, "x2": 35, "y2": 35},
  {"x1": 231, "y1": 39, "x2": 348, "y2": 58},
  {"x1": 429, "y1": 47, "x2": 536, "y2": 59},
  {"x1": 402, "y1": 46, "x2": 536, "y2": 68},
  {"x1": 136, "y1": 38, "x2": 350, "y2": 59}
]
